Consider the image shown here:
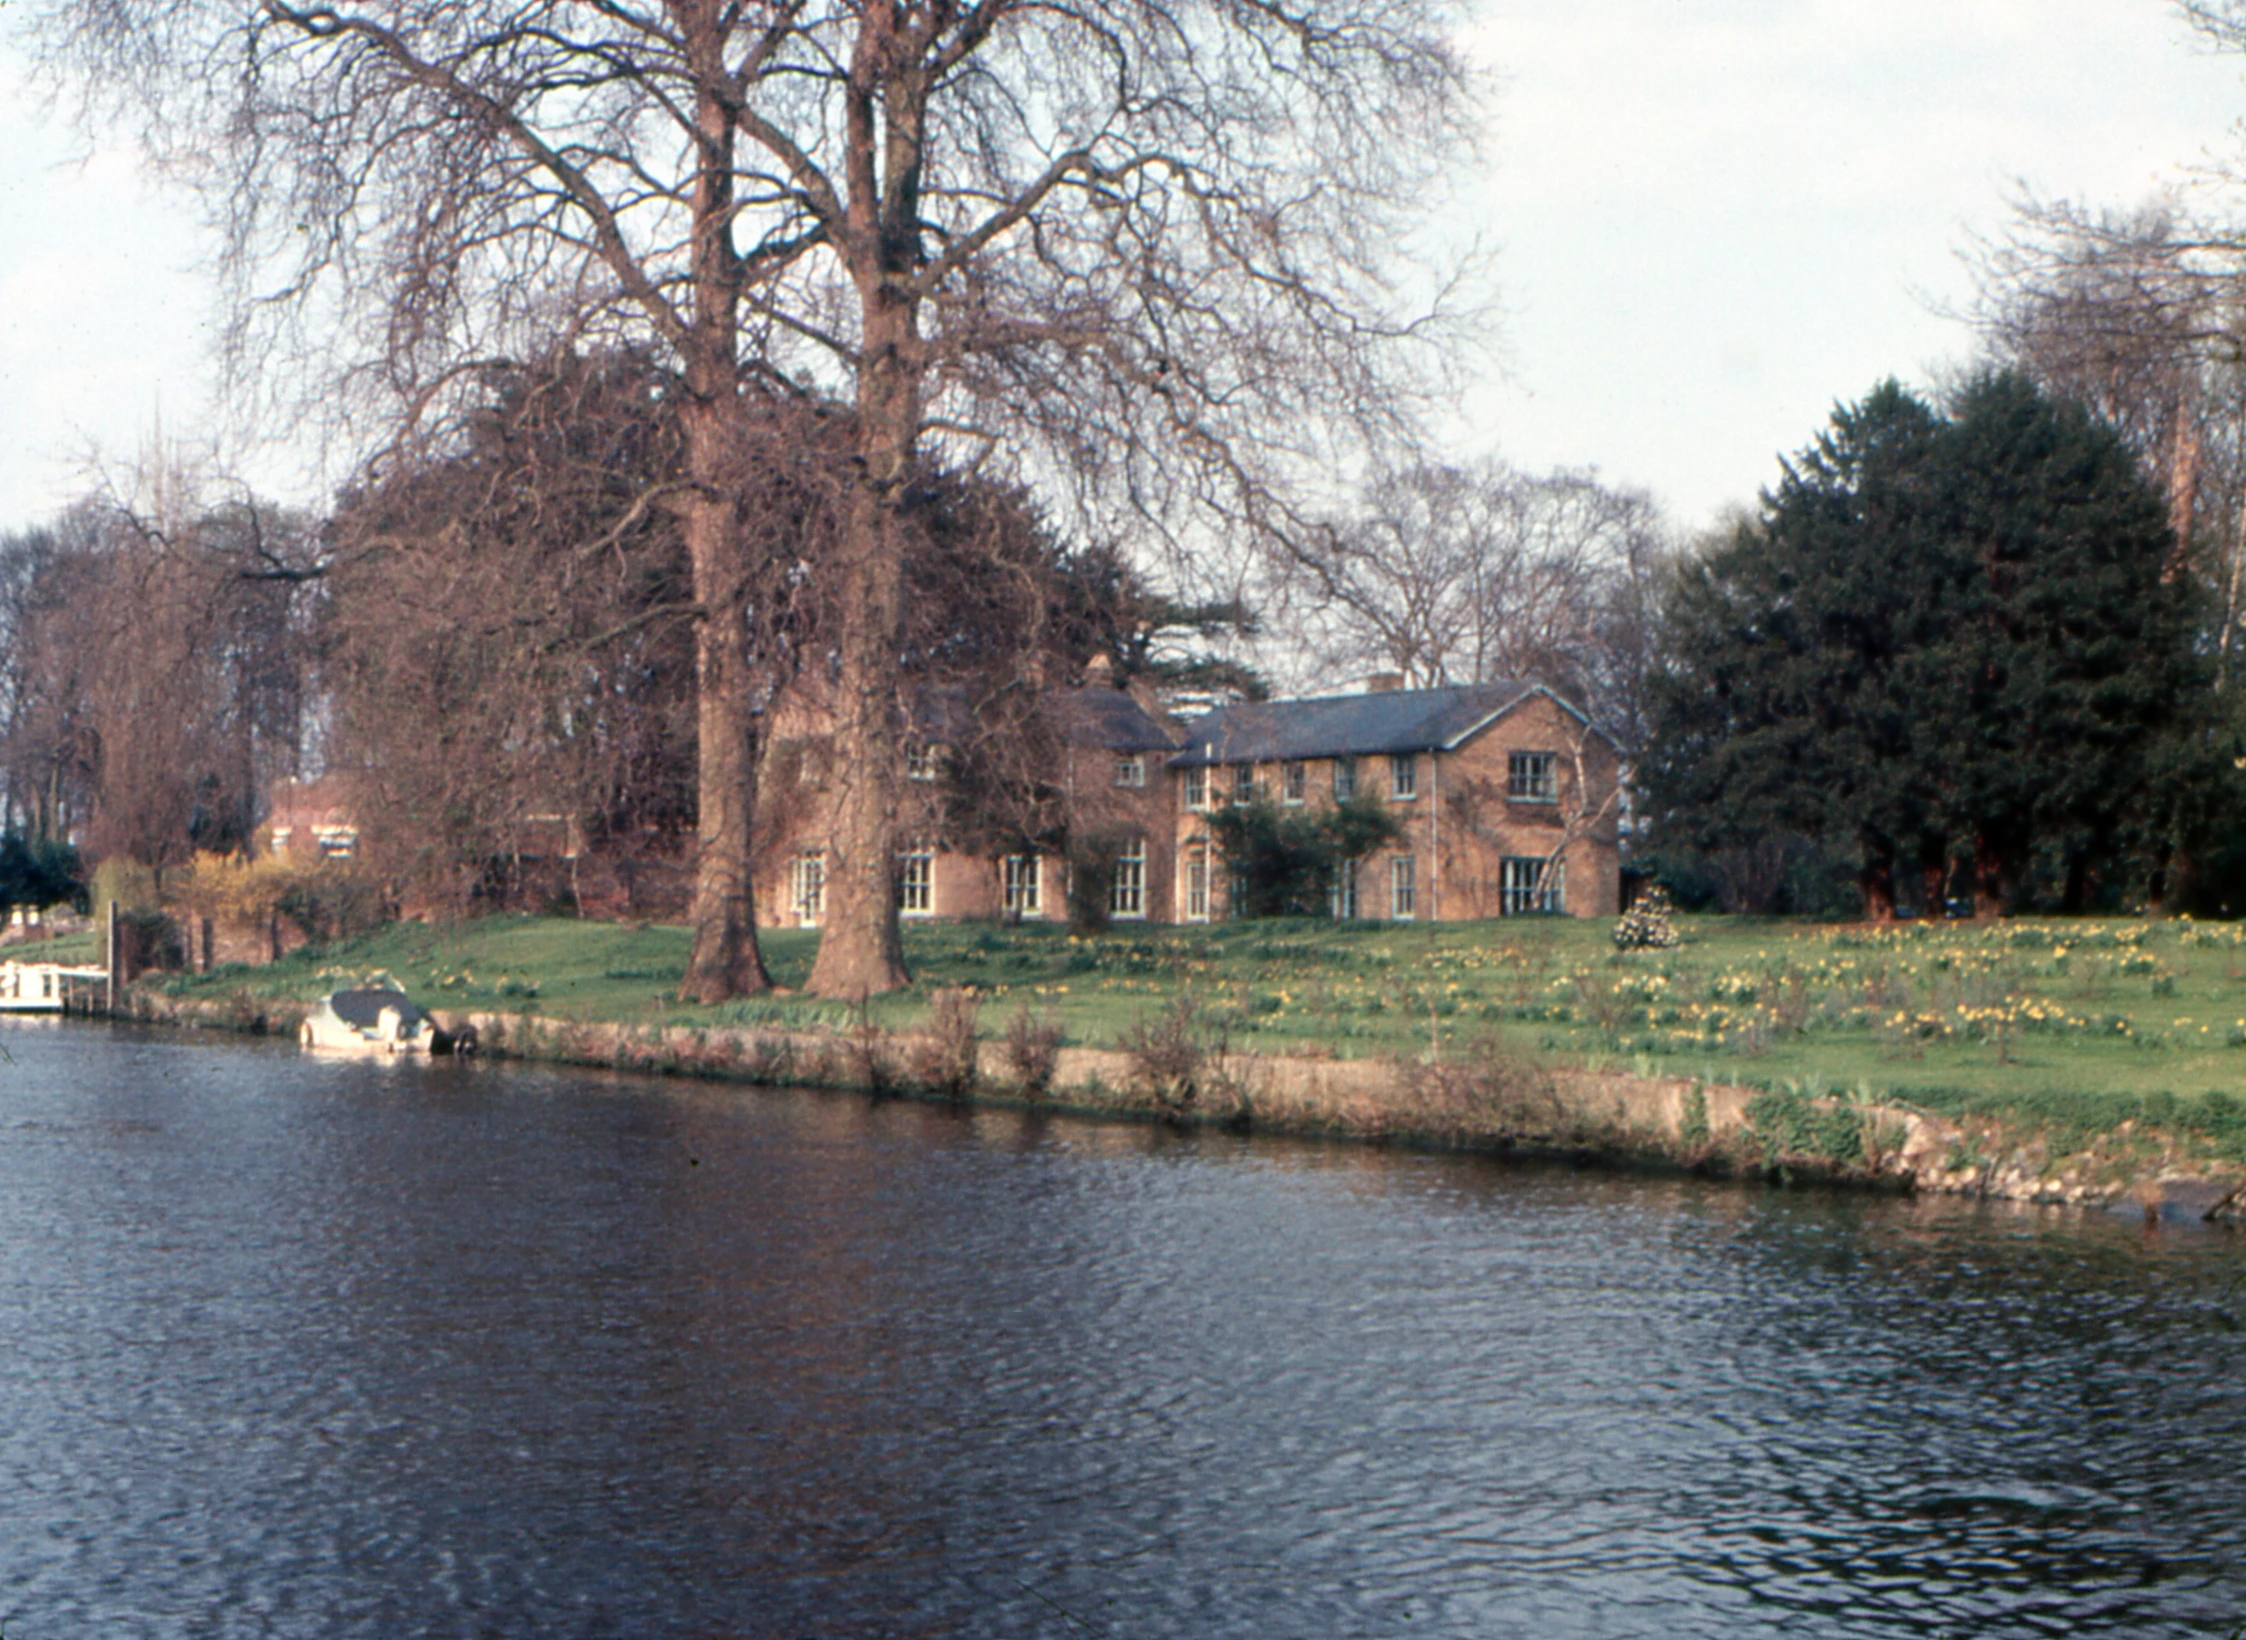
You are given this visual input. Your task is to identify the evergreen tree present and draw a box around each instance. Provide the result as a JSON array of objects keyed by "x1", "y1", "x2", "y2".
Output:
[{"x1": 1641, "y1": 372, "x2": 2212, "y2": 915}]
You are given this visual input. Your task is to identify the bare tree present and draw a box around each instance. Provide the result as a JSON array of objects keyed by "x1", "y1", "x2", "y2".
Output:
[
  {"x1": 1298, "y1": 461, "x2": 1668, "y2": 741},
  {"x1": 1969, "y1": 199, "x2": 2234, "y2": 574},
  {"x1": 0, "y1": 491, "x2": 321, "y2": 879},
  {"x1": 40, "y1": 0, "x2": 1477, "y2": 996}
]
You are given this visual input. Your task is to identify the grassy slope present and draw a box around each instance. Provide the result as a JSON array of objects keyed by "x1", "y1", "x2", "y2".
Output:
[{"x1": 153, "y1": 911, "x2": 2246, "y2": 1157}]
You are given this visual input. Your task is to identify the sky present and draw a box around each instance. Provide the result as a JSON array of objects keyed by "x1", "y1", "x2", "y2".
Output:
[{"x1": 4, "y1": 2, "x2": 2246, "y2": 534}]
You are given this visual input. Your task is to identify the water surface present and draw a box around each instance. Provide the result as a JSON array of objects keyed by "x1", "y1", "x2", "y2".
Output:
[{"x1": 1, "y1": 1019, "x2": 2241, "y2": 1636}]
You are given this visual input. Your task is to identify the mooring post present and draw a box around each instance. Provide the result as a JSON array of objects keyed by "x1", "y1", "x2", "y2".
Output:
[{"x1": 106, "y1": 897, "x2": 120, "y2": 1017}]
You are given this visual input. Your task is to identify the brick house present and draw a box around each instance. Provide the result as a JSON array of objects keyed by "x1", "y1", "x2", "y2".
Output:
[
  {"x1": 754, "y1": 669, "x2": 1618, "y2": 927},
  {"x1": 1170, "y1": 680, "x2": 1620, "y2": 923},
  {"x1": 754, "y1": 659, "x2": 1184, "y2": 928}
]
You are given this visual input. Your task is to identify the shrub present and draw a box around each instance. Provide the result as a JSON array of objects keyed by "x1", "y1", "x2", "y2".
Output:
[
  {"x1": 910, "y1": 987, "x2": 981, "y2": 1099},
  {"x1": 1003, "y1": 1000, "x2": 1064, "y2": 1099},
  {"x1": 1613, "y1": 883, "x2": 1680, "y2": 951},
  {"x1": 1121, "y1": 994, "x2": 1227, "y2": 1120},
  {"x1": 1399, "y1": 1041, "x2": 1568, "y2": 1145},
  {"x1": 1203, "y1": 796, "x2": 1402, "y2": 918}
]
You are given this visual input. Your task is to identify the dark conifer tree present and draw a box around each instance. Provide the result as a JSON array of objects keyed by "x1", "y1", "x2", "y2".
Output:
[{"x1": 1641, "y1": 372, "x2": 2214, "y2": 915}]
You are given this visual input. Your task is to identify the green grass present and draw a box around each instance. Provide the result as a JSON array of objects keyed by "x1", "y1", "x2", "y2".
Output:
[
  {"x1": 1, "y1": 927, "x2": 102, "y2": 965},
  {"x1": 151, "y1": 910, "x2": 2246, "y2": 1157}
]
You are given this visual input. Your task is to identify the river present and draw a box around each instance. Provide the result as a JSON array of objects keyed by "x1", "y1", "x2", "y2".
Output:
[{"x1": 0, "y1": 1019, "x2": 2241, "y2": 1636}]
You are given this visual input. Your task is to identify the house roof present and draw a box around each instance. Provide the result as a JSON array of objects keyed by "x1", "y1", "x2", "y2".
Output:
[
  {"x1": 1052, "y1": 686, "x2": 1184, "y2": 753},
  {"x1": 895, "y1": 682, "x2": 1180, "y2": 754},
  {"x1": 1170, "y1": 681, "x2": 1573, "y2": 767}
]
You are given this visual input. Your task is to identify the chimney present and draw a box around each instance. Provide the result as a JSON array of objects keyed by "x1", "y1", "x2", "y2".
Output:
[
  {"x1": 1083, "y1": 651, "x2": 1117, "y2": 689},
  {"x1": 1366, "y1": 672, "x2": 1404, "y2": 693}
]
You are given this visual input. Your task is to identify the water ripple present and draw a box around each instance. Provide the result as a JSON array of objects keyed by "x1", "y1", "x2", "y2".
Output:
[{"x1": 0, "y1": 1021, "x2": 2241, "y2": 1635}]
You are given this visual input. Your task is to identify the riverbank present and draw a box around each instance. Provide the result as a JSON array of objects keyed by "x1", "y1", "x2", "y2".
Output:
[{"x1": 127, "y1": 911, "x2": 2246, "y2": 1220}]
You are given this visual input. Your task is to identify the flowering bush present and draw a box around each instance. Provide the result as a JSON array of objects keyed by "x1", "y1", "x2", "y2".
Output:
[{"x1": 1613, "y1": 884, "x2": 1681, "y2": 951}]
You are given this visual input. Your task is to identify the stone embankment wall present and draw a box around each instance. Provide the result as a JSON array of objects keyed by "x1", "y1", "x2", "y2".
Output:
[{"x1": 120, "y1": 986, "x2": 2246, "y2": 1221}]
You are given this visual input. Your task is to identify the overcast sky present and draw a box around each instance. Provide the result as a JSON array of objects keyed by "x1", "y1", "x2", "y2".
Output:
[{"x1": 4, "y1": 2, "x2": 2246, "y2": 534}]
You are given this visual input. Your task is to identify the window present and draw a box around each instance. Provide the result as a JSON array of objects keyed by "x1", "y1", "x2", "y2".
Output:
[
  {"x1": 312, "y1": 824, "x2": 359, "y2": 859},
  {"x1": 1389, "y1": 753, "x2": 1417, "y2": 801},
  {"x1": 898, "y1": 844, "x2": 933, "y2": 915},
  {"x1": 1004, "y1": 854, "x2": 1042, "y2": 917},
  {"x1": 1508, "y1": 751, "x2": 1557, "y2": 802},
  {"x1": 1331, "y1": 861, "x2": 1358, "y2": 921},
  {"x1": 1282, "y1": 761, "x2": 1307, "y2": 804},
  {"x1": 1501, "y1": 856, "x2": 1565, "y2": 916},
  {"x1": 1185, "y1": 850, "x2": 1211, "y2": 921},
  {"x1": 905, "y1": 744, "x2": 938, "y2": 782},
  {"x1": 1114, "y1": 753, "x2": 1145, "y2": 788},
  {"x1": 1390, "y1": 854, "x2": 1417, "y2": 920},
  {"x1": 1233, "y1": 764, "x2": 1256, "y2": 804},
  {"x1": 1333, "y1": 756, "x2": 1357, "y2": 801},
  {"x1": 1111, "y1": 837, "x2": 1146, "y2": 918},
  {"x1": 1184, "y1": 767, "x2": 1209, "y2": 810},
  {"x1": 790, "y1": 853, "x2": 825, "y2": 925}
]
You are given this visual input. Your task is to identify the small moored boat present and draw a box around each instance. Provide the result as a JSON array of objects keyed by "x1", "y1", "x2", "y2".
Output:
[{"x1": 299, "y1": 987, "x2": 441, "y2": 1054}]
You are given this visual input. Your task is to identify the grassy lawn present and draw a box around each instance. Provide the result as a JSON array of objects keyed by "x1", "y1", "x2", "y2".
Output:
[{"x1": 153, "y1": 910, "x2": 2246, "y2": 1154}]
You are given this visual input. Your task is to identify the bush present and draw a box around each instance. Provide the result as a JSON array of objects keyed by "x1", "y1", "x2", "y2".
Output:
[
  {"x1": 1613, "y1": 883, "x2": 1681, "y2": 950},
  {"x1": 1064, "y1": 832, "x2": 1125, "y2": 934},
  {"x1": 1121, "y1": 994, "x2": 1227, "y2": 1120},
  {"x1": 1003, "y1": 999, "x2": 1064, "y2": 1099},
  {"x1": 909, "y1": 987, "x2": 981, "y2": 1099},
  {"x1": 1204, "y1": 795, "x2": 1401, "y2": 919}
]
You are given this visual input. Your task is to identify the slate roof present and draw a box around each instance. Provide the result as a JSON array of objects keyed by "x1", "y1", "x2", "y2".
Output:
[
  {"x1": 1169, "y1": 681, "x2": 1560, "y2": 768},
  {"x1": 900, "y1": 684, "x2": 1179, "y2": 753},
  {"x1": 1052, "y1": 686, "x2": 1184, "y2": 752}
]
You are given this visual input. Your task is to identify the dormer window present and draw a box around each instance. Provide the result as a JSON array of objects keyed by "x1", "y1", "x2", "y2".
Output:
[{"x1": 1115, "y1": 753, "x2": 1145, "y2": 788}]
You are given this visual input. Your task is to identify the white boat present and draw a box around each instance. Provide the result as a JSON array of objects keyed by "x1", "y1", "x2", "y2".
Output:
[
  {"x1": 299, "y1": 987, "x2": 441, "y2": 1054},
  {"x1": 0, "y1": 959, "x2": 107, "y2": 1014}
]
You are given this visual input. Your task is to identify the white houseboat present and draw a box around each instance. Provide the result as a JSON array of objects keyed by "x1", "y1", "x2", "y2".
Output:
[{"x1": 0, "y1": 960, "x2": 108, "y2": 1014}]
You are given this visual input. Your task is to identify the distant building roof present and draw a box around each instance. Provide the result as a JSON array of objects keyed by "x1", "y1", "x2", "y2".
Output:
[
  {"x1": 1170, "y1": 681, "x2": 1583, "y2": 767},
  {"x1": 1053, "y1": 686, "x2": 1184, "y2": 753}
]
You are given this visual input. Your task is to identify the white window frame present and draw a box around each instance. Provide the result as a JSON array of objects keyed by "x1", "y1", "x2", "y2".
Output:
[
  {"x1": 1390, "y1": 854, "x2": 1417, "y2": 920},
  {"x1": 1233, "y1": 763, "x2": 1256, "y2": 804},
  {"x1": 1185, "y1": 850, "x2": 1211, "y2": 921},
  {"x1": 1501, "y1": 855, "x2": 1565, "y2": 916},
  {"x1": 905, "y1": 744, "x2": 938, "y2": 782},
  {"x1": 1282, "y1": 761, "x2": 1307, "y2": 804},
  {"x1": 1333, "y1": 756, "x2": 1357, "y2": 802},
  {"x1": 898, "y1": 844, "x2": 934, "y2": 916},
  {"x1": 790, "y1": 853, "x2": 825, "y2": 925},
  {"x1": 1004, "y1": 854, "x2": 1043, "y2": 917},
  {"x1": 1331, "y1": 863, "x2": 1358, "y2": 921},
  {"x1": 1114, "y1": 753, "x2": 1145, "y2": 788},
  {"x1": 1110, "y1": 837, "x2": 1146, "y2": 919},
  {"x1": 1184, "y1": 767, "x2": 1209, "y2": 810},
  {"x1": 1508, "y1": 751, "x2": 1557, "y2": 803},
  {"x1": 1389, "y1": 753, "x2": 1417, "y2": 801}
]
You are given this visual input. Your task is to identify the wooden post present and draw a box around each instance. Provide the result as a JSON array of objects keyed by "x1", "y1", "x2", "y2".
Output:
[{"x1": 106, "y1": 897, "x2": 120, "y2": 1017}]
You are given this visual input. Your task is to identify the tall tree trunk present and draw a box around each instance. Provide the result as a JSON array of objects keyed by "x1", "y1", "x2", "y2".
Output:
[
  {"x1": 679, "y1": 475, "x2": 774, "y2": 1004},
  {"x1": 677, "y1": 34, "x2": 771, "y2": 1004},
  {"x1": 806, "y1": 285, "x2": 916, "y2": 999},
  {"x1": 1861, "y1": 836, "x2": 1896, "y2": 923},
  {"x1": 1971, "y1": 835, "x2": 2009, "y2": 920}
]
